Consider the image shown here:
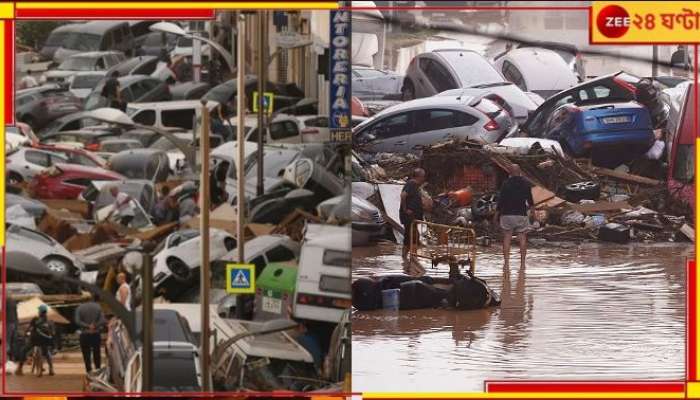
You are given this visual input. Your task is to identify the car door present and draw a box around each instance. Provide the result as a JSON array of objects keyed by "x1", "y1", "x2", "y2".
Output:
[
  {"x1": 357, "y1": 111, "x2": 414, "y2": 153},
  {"x1": 409, "y1": 109, "x2": 480, "y2": 149},
  {"x1": 301, "y1": 116, "x2": 330, "y2": 142},
  {"x1": 22, "y1": 149, "x2": 52, "y2": 179}
]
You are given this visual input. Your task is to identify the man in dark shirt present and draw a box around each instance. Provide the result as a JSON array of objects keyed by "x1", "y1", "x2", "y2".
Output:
[
  {"x1": 494, "y1": 166, "x2": 534, "y2": 270},
  {"x1": 5, "y1": 297, "x2": 18, "y2": 362},
  {"x1": 400, "y1": 168, "x2": 426, "y2": 259},
  {"x1": 75, "y1": 296, "x2": 107, "y2": 373},
  {"x1": 101, "y1": 71, "x2": 122, "y2": 110}
]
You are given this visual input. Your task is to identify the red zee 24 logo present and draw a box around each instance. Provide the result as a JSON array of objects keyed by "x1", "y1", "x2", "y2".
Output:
[{"x1": 597, "y1": 4, "x2": 631, "y2": 38}]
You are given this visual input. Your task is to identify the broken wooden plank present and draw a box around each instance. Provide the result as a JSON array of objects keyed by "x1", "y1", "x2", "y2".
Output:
[{"x1": 590, "y1": 166, "x2": 662, "y2": 186}]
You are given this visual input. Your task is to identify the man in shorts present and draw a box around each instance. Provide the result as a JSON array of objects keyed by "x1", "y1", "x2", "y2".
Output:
[{"x1": 494, "y1": 166, "x2": 534, "y2": 270}]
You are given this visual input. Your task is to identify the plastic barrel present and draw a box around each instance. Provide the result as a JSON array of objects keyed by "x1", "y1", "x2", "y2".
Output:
[{"x1": 381, "y1": 289, "x2": 400, "y2": 310}]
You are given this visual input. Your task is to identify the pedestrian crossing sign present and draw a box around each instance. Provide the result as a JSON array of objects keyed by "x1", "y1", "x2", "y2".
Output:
[{"x1": 226, "y1": 264, "x2": 256, "y2": 294}]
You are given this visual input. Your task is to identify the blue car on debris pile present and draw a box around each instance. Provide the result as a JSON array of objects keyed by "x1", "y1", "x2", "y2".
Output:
[{"x1": 542, "y1": 100, "x2": 655, "y2": 164}]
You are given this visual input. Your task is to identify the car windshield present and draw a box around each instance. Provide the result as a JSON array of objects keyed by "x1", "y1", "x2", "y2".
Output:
[
  {"x1": 439, "y1": 51, "x2": 504, "y2": 87},
  {"x1": 72, "y1": 74, "x2": 104, "y2": 89},
  {"x1": 152, "y1": 350, "x2": 200, "y2": 391},
  {"x1": 62, "y1": 32, "x2": 101, "y2": 51},
  {"x1": 59, "y1": 57, "x2": 98, "y2": 71},
  {"x1": 45, "y1": 31, "x2": 69, "y2": 46}
]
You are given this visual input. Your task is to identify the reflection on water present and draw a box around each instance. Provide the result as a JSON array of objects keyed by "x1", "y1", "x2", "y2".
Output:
[{"x1": 352, "y1": 242, "x2": 691, "y2": 392}]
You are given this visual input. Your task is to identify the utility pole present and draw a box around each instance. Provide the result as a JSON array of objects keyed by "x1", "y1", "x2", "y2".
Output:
[
  {"x1": 257, "y1": 11, "x2": 267, "y2": 197},
  {"x1": 193, "y1": 34, "x2": 202, "y2": 83},
  {"x1": 141, "y1": 250, "x2": 153, "y2": 392},
  {"x1": 235, "y1": 12, "x2": 247, "y2": 319},
  {"x1": 199, "y1": 99, "x2": 211, "y2": 391}
]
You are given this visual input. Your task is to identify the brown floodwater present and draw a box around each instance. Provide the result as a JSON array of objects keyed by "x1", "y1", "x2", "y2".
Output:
[{"x1": 352, "y1": 241, "x2": 691, "y2": 392}]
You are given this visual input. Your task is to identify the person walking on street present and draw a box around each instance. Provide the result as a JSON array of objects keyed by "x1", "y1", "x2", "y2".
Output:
[
  {"x1": 494, "y1": 166, "x2": 534, "y2": 270},
  {"x1": 75, "y1": 296, "x2": 106, "y2": 373},
  {"x1": 17, "y1": 304, "x2": 55, "y2": 376},
  {"x1": 400, "y1": 168, "x2": 426, "y2": 259},
  {"x1": 6, "y1": 297, "x2": 18, "y2": 362},
  {"x1": 116, "y1": 272, "x2": 132, "y2": 311}
]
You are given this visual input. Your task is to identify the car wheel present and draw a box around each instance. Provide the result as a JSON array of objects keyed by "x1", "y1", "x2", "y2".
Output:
[
  {"x1": 564, "y1": 181, "x2": 601, "y2": 203},
  {"x1": 401, "y1": 80, "x2": 415, "y2": 101},
  {"x1": 224, "y1": 237, "x2": 236, "y2": 252},
  {"x1": 8, "y1": 172, "x2": 23, "y2": 185},
  {"x1": 42, "y1": 256, "x2": 73, "y2": 276},
  {"x1": 472, "y1": 193, "x2": 499, "y2": 219},
  {"x1": 167, "y1": 257, "x2": 193, "y2": 282}
]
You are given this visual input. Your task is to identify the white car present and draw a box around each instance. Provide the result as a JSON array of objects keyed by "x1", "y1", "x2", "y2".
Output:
[
  {"x1": 67, "y1": 72, "x2": 106, "y2": 99},
  {"x1": 227, "y1": 114, "x2": 331, "y2": 144},
  {"x1": 6, "y1": 223, "x2": 85, "y2": 276},
  {"x1": 353, "y1": 93, "x2": 518, "y2": 153},
  {"x1": 293, "y1": 224, "x2": 351, "y2": 323},
  {"x1": 170, "y1": 34, "x2": 211, "y2": 61},
  {"x1": 402, "y1": 49, "x2": 543, "y2": 123},
  {"x1": 126, "y1": 100, "x2": 219, "y2": 131},
  {"x1": 152, "y1": 228, "x2": 237, "y2": 286},
  {"x1": 6, "y1": 146, "x2": 68, "y2": 184},
  {"x1": 43, "y1": 51, "x2": 125, "y2": 84},
  {"x1": 493, "y1": 47, "x2": 578, "y2": 100},
  {"x1": 6, "y1": 131, "x2": 28, "y2": 152}
]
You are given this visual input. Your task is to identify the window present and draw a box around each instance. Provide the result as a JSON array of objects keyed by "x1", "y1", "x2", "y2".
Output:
[
  {"x1": 25, "y1": 150, "x2": 50, "y2": 167},
  {"x1": 502, "y1": 61, "x2": 526, "y2": 91},
  {"x1": 162, "y1": 109, "x2": 195, "y2": 130},
  {"x1": 68, "y1": 153, "x2": 98, "y2": 167},
  {"x1": 64, "y1": 178, "x2": 93, "y2": 187},
  {"x1": 673, "y1": 144, "x2": 694, "y2": 183},
  {"x1": 423, "y1": 60, "x2": 457, "y2": 93},
  {"x1": 132, "y1": 110, "x2": 156, "y2": 126},
  {"x1": 265, "y1": 245, "x2": 296, "y2": 263},
  {"x1": 414, "y1": 109, "x2": 455, "y2": 133},
  {"x1": 114, "y1": 28, "x2": 123, "y2": 43},
  {"x1": 323, "y1": 249, "x2": 350, "y2": 267},
  {"x1": 455, "y1": 111, "x2": 479, "y2": 127},
  {"x1": 269, "y1": 121, "x2": 299, "y2": 140},
  {"x1": 320, "y1": 274, "x2": 350, "y2": 294},
  {"x1": 366, "y1": 112, "x2": 411, "y2": 139},
  {"x1": 120, "y1": 87, "x2": 134, "y2": 103},
  {"x1": 133, "y1": 60, "x2": 157, "y2": 75},
  {"x1": 128, "y1": 82, "x2": 149, "y2": 100}
]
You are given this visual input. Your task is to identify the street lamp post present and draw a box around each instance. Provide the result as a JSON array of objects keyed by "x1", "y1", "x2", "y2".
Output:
[{"x1": 150, "y1": 22, "x2": 236, "y2": 75}]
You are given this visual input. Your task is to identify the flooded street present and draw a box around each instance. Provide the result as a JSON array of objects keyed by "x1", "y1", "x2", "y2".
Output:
[{"x1": 352, "y1": 241, "x2": 691, "y2": 392}]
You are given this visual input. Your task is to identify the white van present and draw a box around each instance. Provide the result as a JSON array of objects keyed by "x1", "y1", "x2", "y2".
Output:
[
  {"x1": 293, "y1": 224, "x2": 351, "y2": 323},
  {"x1": 126, "y1": 100, "x2": 219, "y2": 131}
]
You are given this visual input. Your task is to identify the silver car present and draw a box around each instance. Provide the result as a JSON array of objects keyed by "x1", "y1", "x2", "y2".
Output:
[
  {"x1": 6, "y1": 223, "x2": 85, "y2": 276},
  {"x1": 401, "y1": 49, "x2": 543, "y2": 122},
  {"x1": 6, "y1": 146, "x2": 68, "y2": 185},
  {"x1": 353, "y1": 93, "x2": 517, "y2": 154}
]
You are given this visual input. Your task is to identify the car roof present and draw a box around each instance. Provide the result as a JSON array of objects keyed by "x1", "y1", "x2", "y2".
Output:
[
  {"x1": 67, "y1": 51, "x2": 123, "y2": 59},
  {"x1": 368, "y1": 94, "x2": 477, "y2": 117},
  {"x1": 500, "y1": 48, "x2": 577, "y2": 89},
  {"x1": 61, "y1": 21, "x2": 129, "y2": 35},
  {"x1": 517, "y1": 40, "x2": 579, "y2": 54},
  {"x1": 211, "y1": 141, "x2": 258, "y2": 161},
  {"x1": 54, "y1": 162, "x2": 123, "y2": 178},
  {"x1": 127, "y1": 99, "x2": 219, "y2": 110},
  {"x1": 135, "y1": 309, "x2": 195, "y2": 344},
  {"x1": 304, "y1": 224, "x2": 349, "y2": 251}
]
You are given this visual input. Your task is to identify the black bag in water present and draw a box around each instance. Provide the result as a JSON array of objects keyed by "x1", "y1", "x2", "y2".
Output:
[
  {"x1": 448, "y1": 274, "x2": 501, "y2": 310},
  {"x1": 399, "y1": 280, "x2": 448, "y2": 310},
  {"x1": 352, "y1": 277, "x2": 382, "y2": 311}
]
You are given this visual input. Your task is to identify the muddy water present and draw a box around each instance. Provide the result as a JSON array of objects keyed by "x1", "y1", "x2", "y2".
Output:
[{"x1": 352, "y1": 241, "x2": 691, "y2": 392}]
